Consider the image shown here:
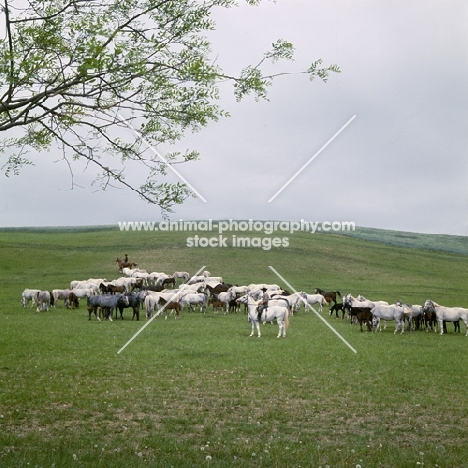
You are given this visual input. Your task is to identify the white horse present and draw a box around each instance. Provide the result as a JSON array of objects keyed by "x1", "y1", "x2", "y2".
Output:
[
  {"x1": 399, "y1": 302, "x2": 424, "y2": 332},
  {"x1": 247, "y1": 295, "x2": 289, "y2": 338},
  {"x1": 173, "y1": 271, "x2": 190, "y2": 283},
  {"x1": 423, "y1": 300, "x2": 468, "y2": 336},
  {"x1": 301, "y1": 293, "x2": 327, "y2": 313},
  {"x1": 35, "y1": 291, "x2": 51, "y2": 312},
  {"x1": 228, "y1": 285, "x2": 249, "y2": 295},
  {"x1": 52, "y1": 289, "x2": 72, "y2": 308},
  {"x1": 371, "y1": 304, "x2": 405, "y2": 334},
  {"x1": 179, "y1": 292, "x2": 208, "y2": 313},
  {"x1": 21, "y1": 289, "x2": 41, "y2": 308},
  {"x1": 344, "y1": 293, "x2": 375, "y2": 309},
  {"x1": 357, "y1": 294, "x2": 389, "y2": 307},
  {"x1": 269, "y1": 291, "x2": 306, "y2": 314},
  {"x1": 205, "y1": 276, "x2": 223, "y2": 283},
  {"x1": 215, "y1": 289, "x2": 237, "y2": 311},
  {"x1": 71, "y1": 288, "x2": 94, "y2": 299}
]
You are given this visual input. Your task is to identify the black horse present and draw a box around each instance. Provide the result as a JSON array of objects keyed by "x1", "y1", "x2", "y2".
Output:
[{"x1": 329, "y1": 302, "x2": 346, "y2": 319}]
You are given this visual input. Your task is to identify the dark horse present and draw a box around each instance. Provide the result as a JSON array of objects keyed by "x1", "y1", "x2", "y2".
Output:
[
  {"x1": 329, "y1": 302, "x2": 346, "y2": 319},
  {"x1": 315, "y1": 288, "x2": 341, "y2": 305},
  {"x1": 116, "y1": 257, "x2": 138, "y2": 273},
  {"x1": 161, "y1": 277, "x2": 176, "y2": 289},
  {"x1": 344, "y1": 304, "x2": 373, "y2": 332}
]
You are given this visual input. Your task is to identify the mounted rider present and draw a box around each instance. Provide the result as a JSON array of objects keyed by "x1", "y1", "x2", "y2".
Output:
[{"x1": 257, "y1": 290, "x2": 269, "y2": 322}]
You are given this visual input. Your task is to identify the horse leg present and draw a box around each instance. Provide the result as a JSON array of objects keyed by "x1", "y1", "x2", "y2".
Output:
[
  {"x1": 277, "y1": 318, "x2": 283, "y2": 338},
  {"x1": 439, "y1": 319, "x2": 444, "y2": 335},
  {"x1": 462, "y1": 319, "x2": 468, "y2": 336},
  {"x1": 250, "y1": 320, "x2": 261, "y2": 337},
  {"x1": 394, "y1": 320, "x2": 402, "y2": 334}
]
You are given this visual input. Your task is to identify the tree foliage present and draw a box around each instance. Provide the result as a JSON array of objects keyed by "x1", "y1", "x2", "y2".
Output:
[{"x1": 0, "y1": 0, "x2": 340, "y2": 214}]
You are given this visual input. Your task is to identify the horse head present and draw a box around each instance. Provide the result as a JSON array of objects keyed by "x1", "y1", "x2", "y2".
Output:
[
  {"x1": 343, "y1": 294, "x2": 352, "y2": 307},
  {"x1": 423, "y1": 299, "x2": 436, "y2": 312}
]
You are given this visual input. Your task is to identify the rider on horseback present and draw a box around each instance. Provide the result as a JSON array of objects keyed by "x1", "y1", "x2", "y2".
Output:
[{"x1": 257, "y1": 290, "x2": 269, "y2": 322}]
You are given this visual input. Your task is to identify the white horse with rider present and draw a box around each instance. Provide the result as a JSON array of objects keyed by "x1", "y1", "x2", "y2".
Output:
[{"x1": 246, "y1": 294, "x2": 289, "y2": 338}]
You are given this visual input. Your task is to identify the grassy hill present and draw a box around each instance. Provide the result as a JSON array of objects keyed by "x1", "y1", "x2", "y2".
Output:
[
  {"x1": 1, "y1": 224, "x2": 468, "y2": 467},
  {"x1": 338, "y1": 225, "x2": 468, "y2": 256}
]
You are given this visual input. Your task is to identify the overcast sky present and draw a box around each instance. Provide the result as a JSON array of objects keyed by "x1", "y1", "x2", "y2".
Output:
[{"x1": 1, "y1": 0, "x2": 467, "y2": 235}]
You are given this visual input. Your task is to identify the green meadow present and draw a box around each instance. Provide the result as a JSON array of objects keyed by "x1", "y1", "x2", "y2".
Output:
[{"x1": 1, "y1": 225, "x2": 468, "y2": 467}]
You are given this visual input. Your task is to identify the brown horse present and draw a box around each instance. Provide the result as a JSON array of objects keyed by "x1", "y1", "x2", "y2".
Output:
[
  {"x1": 161, "y1": 277, "x2": 176, "y2": 289},
  {"x1": 315, "y1": 288, "x2": 341, "y2": 305},
  {"x1": 158, "y1": 297, "x2": 181, "y2": 319},
  {"x1": 116, "y1": 257, "x2": 138, "y2": 273},
  {"x1": 208, "y1": 296, "x2": 227, "y2": 315},
  {"x1": 347, "y1": 306, "x2": 373, "y2": 332}
]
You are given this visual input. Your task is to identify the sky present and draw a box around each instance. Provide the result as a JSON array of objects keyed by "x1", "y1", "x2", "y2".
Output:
[{"x1": 1, "y1": 0, "x2": 467, "y2": 235}]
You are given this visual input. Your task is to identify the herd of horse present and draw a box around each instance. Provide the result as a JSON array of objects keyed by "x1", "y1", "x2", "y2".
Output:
[
  {"x1": 22, "y1": 258, "x2": 468, "y2": 337},
  {"x1": 326, "y1": 293, "x2": 468, "y2": 336}
]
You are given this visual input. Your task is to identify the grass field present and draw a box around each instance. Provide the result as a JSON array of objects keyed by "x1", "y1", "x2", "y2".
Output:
[{"x1": 1, "y1": 225, "x2": 468, "y2": 467}]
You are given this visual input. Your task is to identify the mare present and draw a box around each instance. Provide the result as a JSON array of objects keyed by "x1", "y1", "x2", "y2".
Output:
[{"x1": 371, "y1": 304, "x2": 405, "y2": 334}]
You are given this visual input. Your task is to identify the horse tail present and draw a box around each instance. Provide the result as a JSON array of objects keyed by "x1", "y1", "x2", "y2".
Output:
[{"x1": 337, "y1": 291, "x2": 341, "y2": 297}]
